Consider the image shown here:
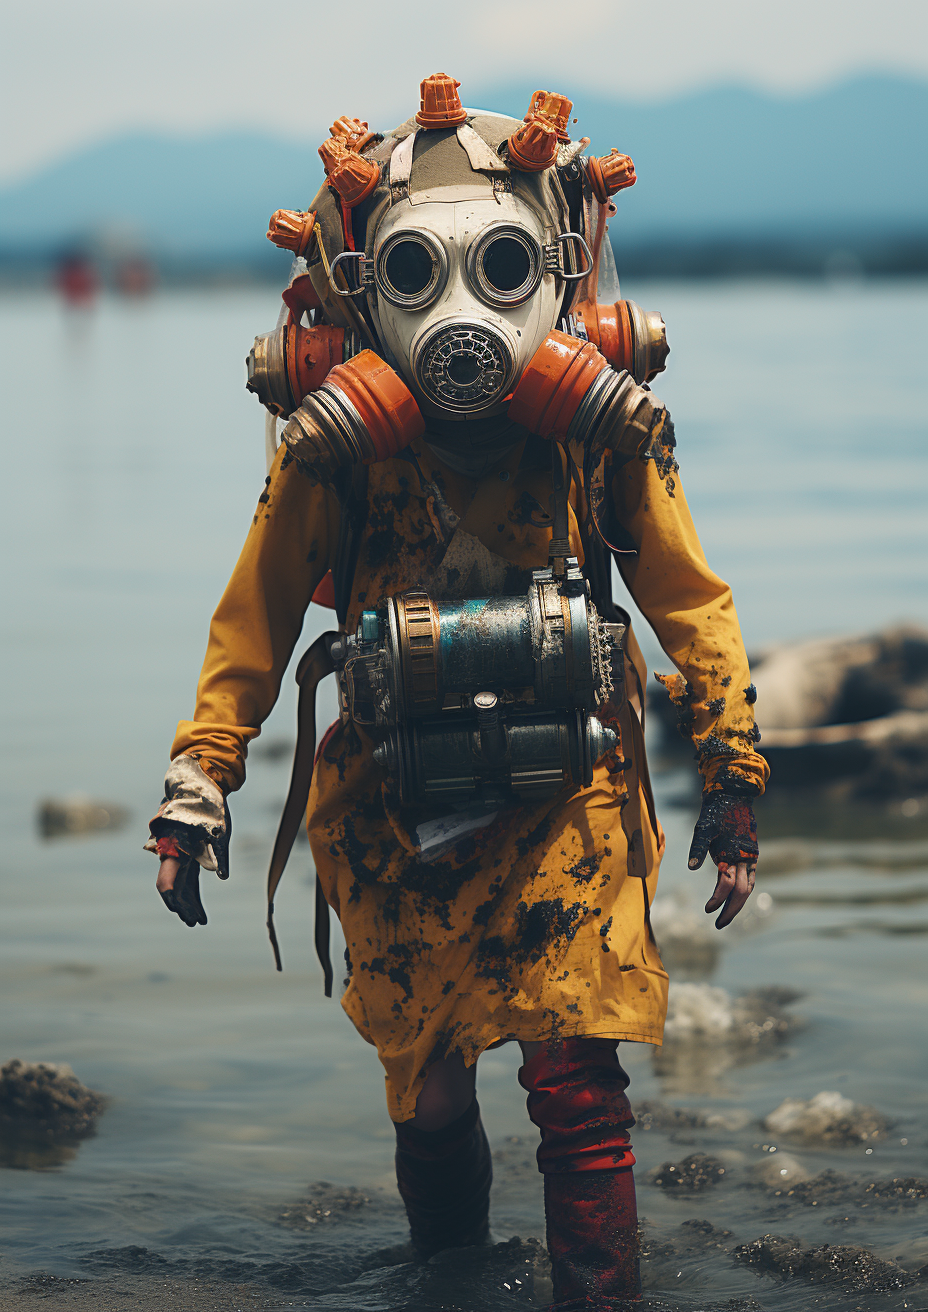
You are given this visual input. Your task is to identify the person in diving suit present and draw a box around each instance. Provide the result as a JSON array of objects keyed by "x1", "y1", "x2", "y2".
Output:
[{"x1": 147, "y1": 76, "x2": 767, "y2": 1309}]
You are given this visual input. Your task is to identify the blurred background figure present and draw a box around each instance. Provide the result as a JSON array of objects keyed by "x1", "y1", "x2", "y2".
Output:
[
  {"x1": 113, "y1": 254, "x2": 156, "y2": 297},
  {"x1": 54, "y1": 247, "x2": 98, "y2": 308}
]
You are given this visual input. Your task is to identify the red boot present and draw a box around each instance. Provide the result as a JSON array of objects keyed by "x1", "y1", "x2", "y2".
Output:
[{"x1": 520, "y1": 1039, "x2": 640, "y2": 1308}]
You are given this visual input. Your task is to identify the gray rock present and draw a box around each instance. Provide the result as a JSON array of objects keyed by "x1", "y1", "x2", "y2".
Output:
[
  {"x1": 0, "y1": 1059, "x2": 107, "y2": 1170},
  {"x1": 37, "y1": 797, "x2": 129, "y2": 839},
  {"x1": 654, "y1": 624, "x2": 928, "y2": 800},
  {"x1": 636, "y1": 1100, "x2": 753, "y2": 1134},
  {"x1": 653, "y1": 984, "x2": 802, "y2": 1093},
  {"x1": 764, "y1": 1091, "x2": 888, "y2": 1146}
]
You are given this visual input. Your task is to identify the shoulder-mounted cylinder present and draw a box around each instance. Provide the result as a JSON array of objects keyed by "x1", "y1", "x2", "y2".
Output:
[
  {"x1": 281, "y1": 350, "x2": 424, "y2": 477},
  {"x1": 570, "y1": 298, "x2": 668, "y2": 384},
  {"x1": 246, "y1": 322, "x2": 358, "y2": 418},
  {"x1": 508, "y1": 330, "x2": 672, "y2": 461}
]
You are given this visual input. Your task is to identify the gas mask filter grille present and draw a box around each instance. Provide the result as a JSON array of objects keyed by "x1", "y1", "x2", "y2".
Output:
[{"x1": 413, "y1": 320, "x2": 515, "y2": 413}]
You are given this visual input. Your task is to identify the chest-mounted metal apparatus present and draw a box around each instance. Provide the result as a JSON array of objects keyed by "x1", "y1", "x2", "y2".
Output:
[{"x1": 332, "y1": 563, "x2": 625, "y2": 808}]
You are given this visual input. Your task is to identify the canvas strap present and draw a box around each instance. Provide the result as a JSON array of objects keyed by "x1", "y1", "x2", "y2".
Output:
[{"x1": 266, "y1": 633, "x2": 337, "y2": 989}]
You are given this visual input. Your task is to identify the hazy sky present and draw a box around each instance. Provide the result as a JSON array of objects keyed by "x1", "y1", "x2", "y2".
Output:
[{"x1": 3, "y1": 0, "x2": 926, "y2": 182}]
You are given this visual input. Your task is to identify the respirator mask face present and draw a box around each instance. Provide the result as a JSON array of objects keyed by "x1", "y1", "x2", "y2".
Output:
[{"x1": 372, "y1": 196, "x2": 563, "y2": 422}]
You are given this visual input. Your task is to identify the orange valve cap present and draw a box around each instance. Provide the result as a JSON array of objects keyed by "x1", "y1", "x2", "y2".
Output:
[
  {"x1": 416, "y1": 73, "x2": 467, "y2": 128},
  {"x1": 329, "y1": 115, "x2": 377, "y2": 153},
  {"x1": 587, "y1": 150, "x2": 636, "y2": 203},
  {"x1": 327, "y1": 351, "x2": 425, "y2": 462},
  {"x1": 508, "y1": 118, "x2": 559, "y2": 172},
  {"x1": 508, "y1": 331, "x2": 610, "y2": 441},
  {"x1": 319, "y1": 139, "x2": 380, "y2": 207},
  {"x1": 526, "y1": 90, "x2": 573, "y2": 141},
  {"x1": 267, "y1": 208, "x2": 317, "y2": 257}
]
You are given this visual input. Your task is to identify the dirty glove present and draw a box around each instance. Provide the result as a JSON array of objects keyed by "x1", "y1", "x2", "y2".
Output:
[
  {"x1": 145, "y1": 756, "x2": 230, "y2": 928},
  {"x1": 688, "y1": 790, "x2": 758, "y2": 929}
]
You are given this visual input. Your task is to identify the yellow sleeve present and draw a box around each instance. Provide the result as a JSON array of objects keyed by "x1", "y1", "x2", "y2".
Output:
[
  {"x1": 610, "y1": 448, "x2": 769, "y2": 796},
  {"x1": 170, "y1": 445, "x2": 339, "y2": 793}
]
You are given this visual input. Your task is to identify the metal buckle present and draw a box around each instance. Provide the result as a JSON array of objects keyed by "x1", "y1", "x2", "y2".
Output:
[
  {"x1": 328, "y1": 250, "x2": 374, "y2": 298},
  {"x1": 543, "y1": 231, "x2": 593, "y2": 281}
]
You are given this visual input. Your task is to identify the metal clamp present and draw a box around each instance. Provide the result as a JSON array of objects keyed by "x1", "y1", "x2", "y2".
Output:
[
  {"x1": 328, "y1": 250, "x2": 374, "y2": 298},
  {"x1": 544, "y1": 231, "x2": 593, "y2": 281}
]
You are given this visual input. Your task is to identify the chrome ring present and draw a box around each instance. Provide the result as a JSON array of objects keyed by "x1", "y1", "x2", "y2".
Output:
[
  {"x1": 466, "y1": 223, "x2": 544, "y2": 308},
  {"x1": 375, "y1": 231, "x2": 448, "y2": 310},
  {"x1": 315, "y1": 381, "x2": 370, "y2": 460}
]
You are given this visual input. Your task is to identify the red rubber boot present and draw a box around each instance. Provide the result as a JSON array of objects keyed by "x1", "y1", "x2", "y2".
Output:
[{"x1": 520, "y1": 1039, "x2": 641, "y2": 1309}]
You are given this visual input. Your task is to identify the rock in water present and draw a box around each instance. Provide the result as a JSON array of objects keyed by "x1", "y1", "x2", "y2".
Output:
[
  {"x1": 653, "y1": 624, "x2": 928, "y2": 801},
  {"x1": 654, "y1": 983, "x2": 803, "y2": 1092},
  {"x1": 764, "y1": 1091, "x2": 888, "y2": 1145},
  {"x1": 0, "y1": 1059, "x2": 106, "y2": 1169},
  {"x1": 662, "y1": 982, "x2": 735, "y2": 1038},
  {"x1": 635, "y1": 1101, "x2": 752, "y2": 1133},
  {"x1": 652, "y1": 1152, "x2": 728, "y2": 1192},
  {"x1": 38, "y1": 797, "x2": 129, "y2": 839},
  {"x1": 735, "y1": 1234, "x2": 915, "y2": 1292},
  {"x1": 753, "y1": 1151, "x2": 811, "y2": 1188}
]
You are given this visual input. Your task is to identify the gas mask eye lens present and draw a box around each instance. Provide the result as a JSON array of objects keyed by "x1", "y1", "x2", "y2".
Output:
[
  {"x1": 385, "y1": 241, "x2": 433, "y2": 296},
  {"x1": 467, "y1": 224, "x2": 543, "y2": 309},
  {"x1": 482, "y1": 237, "x2": 532, "y2": 293},
  {"x1": 376, "y1": 232, "x2": 448, "y2": 310}
]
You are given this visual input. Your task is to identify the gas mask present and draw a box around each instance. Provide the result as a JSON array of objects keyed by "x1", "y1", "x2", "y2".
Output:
[
  {"x1": 245, "y1": 78, "x2": 670, "y2": 485},
  {"x1": 365, "y1": 194, "x2": 588, "y2": 422}
]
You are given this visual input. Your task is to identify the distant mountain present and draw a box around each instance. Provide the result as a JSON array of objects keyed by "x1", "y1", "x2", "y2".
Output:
[{"x1": 0, "y1": 76, "x2": 925, "y2": 261}]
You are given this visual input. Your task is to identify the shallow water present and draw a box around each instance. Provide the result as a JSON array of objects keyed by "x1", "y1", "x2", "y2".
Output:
[{"x1": 1, "y1": 281, "x2": 927, "y2": 1309}]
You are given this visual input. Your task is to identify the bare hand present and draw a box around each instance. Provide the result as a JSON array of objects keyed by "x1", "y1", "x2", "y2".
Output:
[
  {"x1": 704, "y1": 859, "x2": 756, "y2": 929},
  {"x1": 156, "y1": 854, "x2": 207, "y2": 927},
  {"x1": 687, "y1": 791, "x2": 759, "y2": 930}
]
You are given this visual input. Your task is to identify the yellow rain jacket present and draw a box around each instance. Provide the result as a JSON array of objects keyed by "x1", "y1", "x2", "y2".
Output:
[{"x1": 170, "y1": 432, "x2": 767, "y2": 1120}]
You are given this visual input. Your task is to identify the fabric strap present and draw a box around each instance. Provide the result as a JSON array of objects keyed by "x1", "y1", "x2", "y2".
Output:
[{"x1": 266, "y1": 632, "x2": 337, "y2": 985}]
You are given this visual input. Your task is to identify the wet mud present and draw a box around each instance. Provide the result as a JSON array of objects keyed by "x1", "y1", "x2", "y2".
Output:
[
  {"x1": 734, "y1": 1234, "x2": 918, "y2": 1294},
  {"x1": 652, "y1": 1152, "x2": 729, "y2": 1193},
  {"x1": 8, "y1": 1198, "x2": 926, "y2": 1311}
]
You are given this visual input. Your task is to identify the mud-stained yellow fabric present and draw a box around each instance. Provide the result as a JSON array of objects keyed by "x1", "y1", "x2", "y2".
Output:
[
  {"x1": 310, "y1": 728, "x2": 668, "y2": 1120},
  {"x1": 168, "y1": 431, "x2": 765, "y2": 1121},
  {"x1": 171, "y1": 443, "x2": 340, "y2": 794},
  {"x1": 611, "y1": 450, "x2": 769, "y2": 796}
]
